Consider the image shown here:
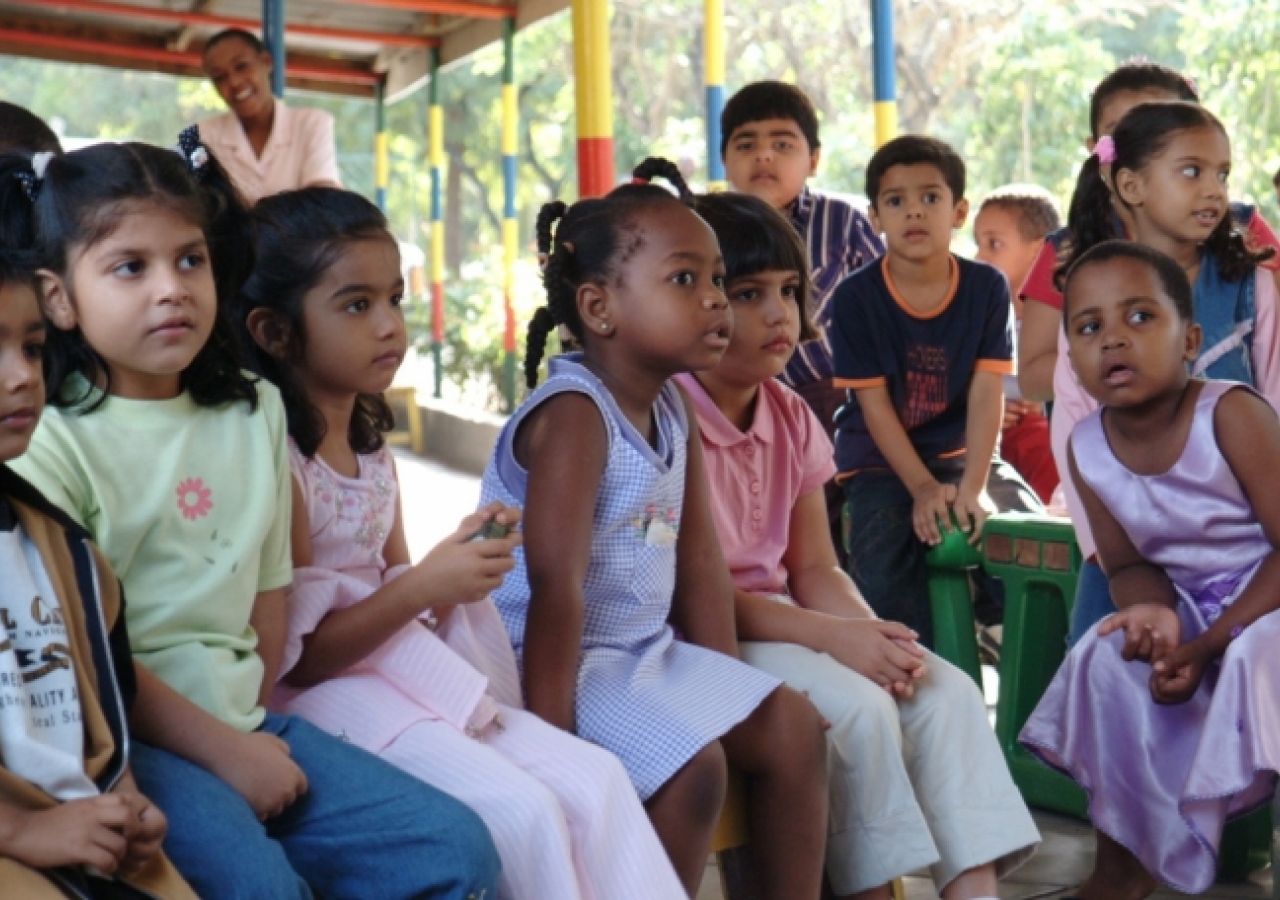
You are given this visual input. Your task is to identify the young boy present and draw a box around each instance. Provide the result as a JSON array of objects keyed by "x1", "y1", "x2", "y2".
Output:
[
  {"x1": 830, "y1": 137, "x2": 1041, "y2": 647},
  {"x1": 721, "y1": 81, "x2": 883, "y2": 559},
  {"x1": 973, "y1": 185, "x2": 1061, "y2": 504},
  {"x1": 0, "y1": 254, "x2": 195, "y2": 900}
]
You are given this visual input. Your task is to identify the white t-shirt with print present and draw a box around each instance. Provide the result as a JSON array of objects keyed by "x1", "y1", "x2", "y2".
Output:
[{"x1": 0, "y1": 517, "x2": 97, "y2": 800}]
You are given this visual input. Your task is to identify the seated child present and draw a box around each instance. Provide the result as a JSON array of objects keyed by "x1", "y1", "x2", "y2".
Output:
[
  {"x1": 0, "y1": 252, "x2": 194, "y2": 900},
  {"x1": 721, "y1": 80, "x2": 884, "y2": 560},
  {"x1": 1021, "y1": 241, "x2": 1280, "y2": 898},
  {"x1": 676, "y1": 191, "x2": 1038, "y2": 900},
  {"x1": 483, "y1": 158, "x2": 830, "y2": 898},
  {"x1": 973, "y1": 184, "x2": 1061, "y2": 503},
  {"x1": 4, "y1": 135, "x2": 501, "y2": 899},
  {"x1": 237, "y1": 186, "x2": 686, "y2": 900},
  {"x1": 831, "y1": 135, "x2": 1042, "y2": 647}
]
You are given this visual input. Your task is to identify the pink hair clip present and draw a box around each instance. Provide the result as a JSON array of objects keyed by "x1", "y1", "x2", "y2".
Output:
[
  {"x1": 631, "y1": 176, "x2": 648, "y2": 185},
  {"x1": 1094, "y1": 135, "x2": 1117, "y2": 166}
]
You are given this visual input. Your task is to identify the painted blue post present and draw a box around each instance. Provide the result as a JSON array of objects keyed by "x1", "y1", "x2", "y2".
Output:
[
  {"x1": 870, "y1": 0, "x2": 897, "y2": 146},
  {"x1": 263, "y1": 0, "x2": 285, "y2": 98}
]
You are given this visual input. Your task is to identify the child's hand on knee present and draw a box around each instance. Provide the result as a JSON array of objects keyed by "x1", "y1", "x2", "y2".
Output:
[
  {"x1": 1150, "y1": 639, "x2": 1211, "y2": 705},
  {"x1": 219, "y1": 731, "x2": 309, "y2": 821},
  {"x1": 0, "y1": 795, "x2": 130, "y2": 872},
  {"x1": 821, "y1": 619, "x2": 927, "y2": 697},
  {"x1": 1098, "y1": 603, "x2": 1180, "y2": 663},
  {"x1": 112, "y1": 771, "x2": 167, "y2": 875},
  {"x1": 910, "y1": 480, "x2": 956, "y2": 545}
]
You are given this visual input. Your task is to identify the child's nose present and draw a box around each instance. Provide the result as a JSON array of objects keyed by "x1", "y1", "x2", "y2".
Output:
[{"x1": 1, "y1": 355, "x2": 38, "y2": 393}]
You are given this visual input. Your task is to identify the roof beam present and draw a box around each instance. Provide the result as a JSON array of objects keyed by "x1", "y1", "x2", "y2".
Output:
[
  {"x1": 339, "y1": 0, "x2": 516, "y2": 21},
  {"x1": 0, "y1": 25, "x2": 383, "y2": 85},
  {"x1": 14, "y1": 0, "x2": 439, "y2": 47}
]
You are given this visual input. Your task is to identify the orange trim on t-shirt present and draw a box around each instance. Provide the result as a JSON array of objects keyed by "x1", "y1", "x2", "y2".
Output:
[
  {"x1": 834, "y1": 376, "x2": 887, "y2": 390},
  {"x1": 835, "y1": 446, "x2": 967, "y2": 482},
  {"x1": 881, "y1": 255, "x2": 960, "y2": 321},
  {"x1": 974, "y1": 359, "x2": 1014, "y2": 375}
]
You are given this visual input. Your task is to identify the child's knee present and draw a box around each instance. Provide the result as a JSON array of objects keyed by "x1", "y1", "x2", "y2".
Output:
[
  {"x1": 757, "y1": 686, "x2": 828, "y2": 770},
  {"x1": 655, "y1": 741, "x2": 728, "y2": 826}
]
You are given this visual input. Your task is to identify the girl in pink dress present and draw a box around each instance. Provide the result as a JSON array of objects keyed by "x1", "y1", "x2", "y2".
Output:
[
  {"x1": 1020, "y1": 240, "x2": 1280, "y2": 898},
  {"x1": 234, "y1": 186, "x2": 686, "y2": 900}
]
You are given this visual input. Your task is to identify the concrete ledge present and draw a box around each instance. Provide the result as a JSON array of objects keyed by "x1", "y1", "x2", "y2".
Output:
[{"x1": 415, "y1": 397, "x2": 507, "y2": 476}]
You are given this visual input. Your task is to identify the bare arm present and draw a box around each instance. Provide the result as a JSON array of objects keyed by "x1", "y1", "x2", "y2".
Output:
[
  {"x1": 517, "y1": 393, "x2": 606, "y2": 732},
  {"x1": 782, "y1": 488, "x2": 874, "y2": 620},
  {"x1": 250, "y1": 588, "x2": 287, "y2": 706},
  {"x1": 1018, "y1": 299, "x2": 1061, "y2": 402},
  {"x1": 669, "y1": 389, "x2": 739, "y2": 658}
]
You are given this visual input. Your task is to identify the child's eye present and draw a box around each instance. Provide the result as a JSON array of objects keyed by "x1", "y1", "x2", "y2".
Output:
[
  {"x1": 1128, "y1": 310, "x2": 1153, "y2": 324},
  {"x1": 734, "y1": 140, "x2": 754, "y2": 153},
  {"x1": 23, "y1": 340, "x2": 44, "y2": 362},
  {"x1": 391, "y1": 292, "x2": 405, "y2": 307},
  {"x1": 178, "y1": 252, "x2": 205, "y2": 271},
  {"x1": 773, "y1": 140, "x2": 793, "y2": 153},
  {"x1": 1218, "y1": 171, "x2": 1230, "y2": 184},
  {"x1": 712, "y1": 274, "x2": 726, "y2": 291},
  {"x1": 671, "y1": 272, "x2": 695, "y2": 286},
  {"x1": 1078, "y1": 321, "x2": 1099, "y2": 336},
  {"x1": 1181, "y1": 165, "x2": 1200, "y2": 179},
  {"x1": 885, "y1": 197, "x2": 901, "y2": 207},
  {"x1": 782, "y1": 284, "x2": 800, "y2": 302},
  {"x1": 112, "y1": 260, "x2": 144, "y2": 277},
  {"x1": 345, "y1": 298, "x2": 370, "y2": 313},
  {"x1": 923, "y1": 192, "x2": 940, "y2": 204},
  {"x1": 732, "y1": 288, "x2": 758, "y2": 302}
]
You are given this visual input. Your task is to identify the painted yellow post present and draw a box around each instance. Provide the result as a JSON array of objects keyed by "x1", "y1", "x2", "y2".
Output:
[
  {"x1": 571, "y1": 0, "x2": 614, "y2": 197},
  {"x1": 428, "y1": 49, "x2": 445, "y2": 399},
  {"x1": 704, "y1": 0, "x2": 726, "y2": 191}
]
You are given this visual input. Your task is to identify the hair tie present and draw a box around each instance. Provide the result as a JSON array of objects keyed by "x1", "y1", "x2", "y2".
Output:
[
  {"x1": 1183, "y1": 74, "x2": 1199, "y2": 97},
  {"x1": 1094, "y1": 135, "x2": 1117, "y2": 166},
  {"x1": 13, "y1": 150, "x2": 55, "y2": 204},
  {"x1": 175, "y1": 125, "x2": 211, "y2": 179},
  {"x1": 630, "y1": 176, "x2": 648, "y2": 186}
]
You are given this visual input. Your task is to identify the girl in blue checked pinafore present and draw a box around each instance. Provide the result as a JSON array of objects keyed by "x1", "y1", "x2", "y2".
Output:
[{"x1": 479, "y1": 157, "x2": 830, "y2": 899}]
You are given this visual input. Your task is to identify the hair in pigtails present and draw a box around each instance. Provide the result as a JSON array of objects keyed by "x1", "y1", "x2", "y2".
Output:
[
  {"x1": 523, "y1": 157, "x2": 698, "y2": 388},
  {"x1": 1055, "y1": 155, "x2": 1115, "y2": 288}
]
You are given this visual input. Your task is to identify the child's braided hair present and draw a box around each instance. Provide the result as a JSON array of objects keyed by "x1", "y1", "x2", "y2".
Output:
[{"x1": 525, "y1": 157, "x2": 695, "y2": 388}]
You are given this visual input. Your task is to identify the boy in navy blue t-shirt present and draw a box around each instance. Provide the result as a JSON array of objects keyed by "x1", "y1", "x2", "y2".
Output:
[{"x1": 831, "y1": 136, "x2": 1041, "y2": 647}]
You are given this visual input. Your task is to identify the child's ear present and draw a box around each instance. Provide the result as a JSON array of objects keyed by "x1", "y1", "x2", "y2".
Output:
[
  {"x1": 952, "y1": 197, "x2": 970, "y2": 230},
  {"x1": 1184, "y1": 322, "x2": 1204, "y2": 362},
  {"x1": 868, "y1": 203, "x2": 882, "y2": 235},
  {"x1": 576, "y1": 282, "x2": 613, "y2": 338},
  {"x1": 37, "y1": 270, "x2": 77, "y2": 331},
  {"x1": 1113, "y1": 166, "x2": 1143, "y2": 206},
  {"x1": 808, "y1": 146, "x2": 822, "y2": 178},
  {"x1": 245, "y1": 308, "x2": 294, "y2": 359}
]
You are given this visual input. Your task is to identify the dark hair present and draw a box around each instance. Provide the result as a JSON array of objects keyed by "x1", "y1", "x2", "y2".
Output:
[
  {"x1": 720, "y1": 81, "x2": 821, "y2": 156},
  {"x1": 1088, "y1": 60, "x2": 1197, "y2": 140},
  {"x1": 976, "y1": 185, "x2": 1061, "y2": 243},
  {"x1": 526, "y1": 157, "x2": 696, "y2": 388},
  {"x1": 865, "y1": 135, "x2": 966, "y2": 207},
  {"x1": 0, "y1": 248, "x2": 39, "y2": 295},
  {"x1": 0, "y1": 138, "x2": 258, "y2": 413},
  {"x1": 235, "y1": 187, "x2": 397, "y2": 458},
  {"x1": 690, "y1": 192, "x2": 816, "y2": 342},
  {"x1": 0, "y1": 103, "x2": 62, "y2": 156},
  {"x1": 203, "y1": 28, "x2": 266, "y2": 58},
  {"x1": 1059, "y1": 101, "x2": 1272, "y2": 287},
  {"x1": 1063, "y1": 240, "x2": 1194, "y2": 323},
  {"x1": 1273, "y1": 166, "x2": 1280, "y2": 188}
]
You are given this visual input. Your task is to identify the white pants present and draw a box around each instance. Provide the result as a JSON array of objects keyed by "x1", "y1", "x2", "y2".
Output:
[
  {"x1": 381, "y1": 705, "x2": 685, "y2": 900},
  {"x1": 741, "y1": 642, "x2": 1039, "y2": 895}
]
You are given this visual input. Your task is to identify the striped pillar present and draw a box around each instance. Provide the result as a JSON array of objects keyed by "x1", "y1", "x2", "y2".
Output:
[
  {"x1": 571, "y1": 0, "x2": 613, "y2": 197},
  {"x1": 428, "y1": 48, "x2": 445, "y2": 399},
  {"x1": 501, "y1": 17, "x2": 519, "y2": 411},
  {"x1": 871, "y1": 0, "x2": 898, "y2": 147},
  {"x1": 261, "y1": 0, "x2": 285, "y2": 98},
  {"x1": 374, "y1": 81, "x2": 389, "y2": 211},
  {"x1": 704, "y1": 0, "x2": 726, "y2": 191}
]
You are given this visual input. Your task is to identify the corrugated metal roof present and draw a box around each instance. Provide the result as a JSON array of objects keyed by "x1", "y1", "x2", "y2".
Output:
[{"x1": 0, "y1": 0, "x2": 567, "y2": 99}]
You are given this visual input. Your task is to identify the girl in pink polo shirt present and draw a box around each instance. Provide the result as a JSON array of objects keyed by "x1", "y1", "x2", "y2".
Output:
[{"x1": 677, "y1": 192, "x2": 1039, "y2": 900}]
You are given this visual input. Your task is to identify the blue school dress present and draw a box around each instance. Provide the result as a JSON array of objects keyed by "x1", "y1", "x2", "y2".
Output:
[{"x1": 481, "y1": 354, "x2": 780, "y2": 799}]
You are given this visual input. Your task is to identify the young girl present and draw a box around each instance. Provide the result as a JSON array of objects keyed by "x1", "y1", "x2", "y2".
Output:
[
  {"x1": 675, "y1": 191, "x2": 1039, "y2": 900},
  {"x1": 1020, "y1": 240, "x2": 1280, "y2": 897},
  {"x1": 1049, "y1": 101, "x2": 1280, "y2": 645},
  {"x1": 1016, "y1": 61, "x2": 1279, "y2": 403},
  {"x1": 481, "y1": 157, "x2": 830, "y2": 897},
  {"x1": 2, "y1": 135, "x2": 500, "y2": 899},
  {"x1": 236, "y1": 186, "x2": 686, "y2": 900}
]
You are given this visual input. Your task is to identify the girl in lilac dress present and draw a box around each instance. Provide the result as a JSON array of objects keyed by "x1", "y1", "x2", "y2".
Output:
[
  {"x1": 1020, "y1": 240, "x2": 1280, "y2": 898},
  {"x1": 235, "y1": 187, "x2": 686, "y2": 900}
]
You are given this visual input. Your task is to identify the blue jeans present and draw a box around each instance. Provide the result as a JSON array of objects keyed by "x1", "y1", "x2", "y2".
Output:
[
  {"x1": 131, "y1": 713, "x2": 501, "y2": 900},
  {"x1": 1067, "y1": 558, "x2": 1115, "y2": 648},
  {"x1": 844, "y1": 457, "x2": 1043, "y2": 649}
]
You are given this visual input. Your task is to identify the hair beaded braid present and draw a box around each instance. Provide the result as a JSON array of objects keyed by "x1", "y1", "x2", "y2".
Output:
[{"x1": 522, "y1": 157, "x2": 697, "y2": 389}]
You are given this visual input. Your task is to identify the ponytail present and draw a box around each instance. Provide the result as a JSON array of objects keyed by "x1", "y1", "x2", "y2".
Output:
[{"x1": 1056, "y1": 155, "x2": 1116, "y2": 288}]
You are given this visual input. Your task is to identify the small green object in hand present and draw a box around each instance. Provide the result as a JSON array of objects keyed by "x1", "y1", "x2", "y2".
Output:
[{"x1": 469, "y1": 520, "x2": 510, "y2": 542}]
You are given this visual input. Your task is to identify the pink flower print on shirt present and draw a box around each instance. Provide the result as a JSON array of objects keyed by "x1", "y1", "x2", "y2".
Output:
[{"x1": 176, "y1": 477, "x2": 214, "y2": 521}]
